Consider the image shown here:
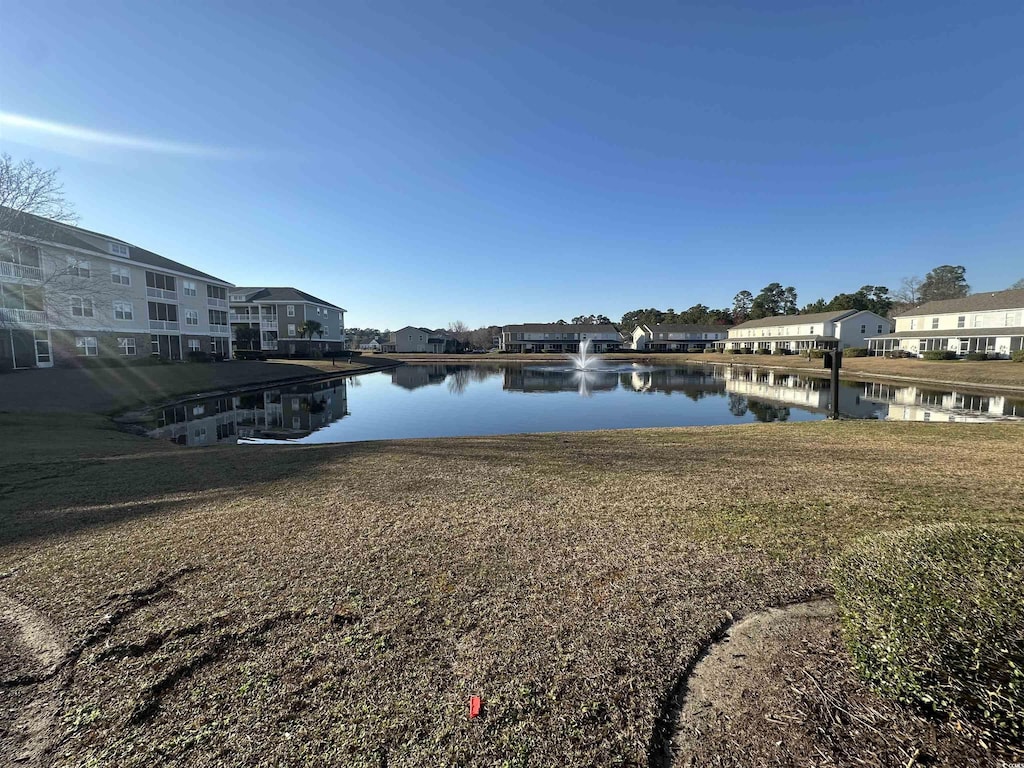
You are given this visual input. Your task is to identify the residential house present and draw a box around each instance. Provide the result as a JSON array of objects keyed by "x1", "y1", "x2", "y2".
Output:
[
  {"x1": 499, "y1": 323, "x2": 623, "y2": 353},
  {"x1": 380, "y1": 326, "x2": 456, "y2": 354},
  {"x1": 0, "y1": 208, "x2": 232, "y2": 369},
  {"x1": 724, "y1": 310, "x2": 892, "y2": 353},
  {"x1": 630, "y1": 323, "x2": 730, "y2": 352},
  {"x1": 358, "y1": 339, "x2": 381, "y2": 351},
  {"x1": 229, "y1": 287, "x2": 346, "y2": 355},
  {"x1": 866, "y1": 288, "x2": 1024, "y2": 358}
]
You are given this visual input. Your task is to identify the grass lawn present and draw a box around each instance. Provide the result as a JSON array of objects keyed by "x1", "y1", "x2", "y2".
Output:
[{"x1": 1, "y1": 414, "x2": 1022, "y2": 766}]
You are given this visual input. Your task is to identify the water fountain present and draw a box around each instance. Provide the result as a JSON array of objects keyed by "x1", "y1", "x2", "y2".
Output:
[{"x1": 568, "y1": 337, "x2": 600, "y2": 370}]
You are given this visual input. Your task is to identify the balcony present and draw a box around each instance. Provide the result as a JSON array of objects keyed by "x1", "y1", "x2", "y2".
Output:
[
  {"x1": 0, "y1": 307, "x2": 46, "y2": 325},
  {"x1": 261, "y1": 318, "x2": 278, "y2": 330},
  {"x1": 261, "y1": 341, "x2": 279, "y2": 351},
  {"x1": 209, "y1": 323, "x2": 230, "y2": 335},
  {"x1": 149, "y1": 320, "x2": 180, "y2": 331},
  {"x1": 229, "y1": 312, "x2": 256, "y2": 323},
  {"x1": 207, "y1": 297, "x2": 228, "y2": 308},
  {"x1": 0, "y1": 261, "x2": 44, "y2": 281},
  {"x1": 147, "y1": 287, "x2": 177, "y2": 300}
]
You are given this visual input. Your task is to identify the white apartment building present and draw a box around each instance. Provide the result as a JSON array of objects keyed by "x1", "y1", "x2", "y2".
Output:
[
  {"x1": 724, "y1": 309, "x2": 892, "y2": 353},
  {"x1": 499, "y1": 323, "x2": 623, "y2": 353},
  {"x1": 630, "y1": 323, "x2": 730, "y2": 351},
  {"x1": 1, "y1": 209, "x2": 232, "y2": 369},
  {"x1": 229, "y1": 287, "x2": 346, "y2": 355},
  {"x1": 866, "y1": 288, "x2": 1024, "y2": 358}
]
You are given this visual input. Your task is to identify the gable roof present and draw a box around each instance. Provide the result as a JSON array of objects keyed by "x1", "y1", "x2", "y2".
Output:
[
  {"x1": 1, "y1": 207, "x2": 231, "y2": 284},
  {"x1": 231, "y1": 287, "x2": 344, "y2": 311},
  {"x1": 730, "y1": 309, "x2": 857, "y2": 330},
  {"x1": 898, "y1": 289, "x2": 1024, "y2": 317},
  {"x1": 641, "y1": 323, "x2": 731, "y2": 334}
]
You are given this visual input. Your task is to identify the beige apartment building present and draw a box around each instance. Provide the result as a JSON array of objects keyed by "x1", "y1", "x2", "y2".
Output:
[
  {"x1": 630, "y1": 323, "x2": 730, "y2": 351},
  {"x1": 866, "y1": 288, "x2": 1024, "y2": 358},
  {"x1": 1, "y1": 208, "x2": 232, "y2": 369},
  {"x1": 724, "y1": 309, "x2": 892, "y2": 353}
]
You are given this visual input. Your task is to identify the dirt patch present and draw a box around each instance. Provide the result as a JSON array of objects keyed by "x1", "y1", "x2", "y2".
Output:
[
  {"x1": 667, "y1": 599, "x2": 1016, "y2": 768},
  {"x1": 0, "y1": 593, "x2": 66, "y2": 767}
]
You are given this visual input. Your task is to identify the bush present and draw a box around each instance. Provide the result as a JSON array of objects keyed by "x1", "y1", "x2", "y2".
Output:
[
  {"x1": 233, "y1": 350, "x2": 267, "y2": 361},
  {"x1": 772, "y1": 348, "x2": 790, "y2": 355},
  {"x1": 724, "y1": 349, "x2": 737, "y2": 355},
  {"x1": 187, "y1": 350, "x2": 212, "y2": 363},
  {"x1": 754, "y1": 348, "x2": 771, "y2": 355},
  {"x1": 808, "y1": 349, "x2": 827, "y2": 359},
  {"x1": 843, "y1": 347, "x2": 869, "y2": 357},
  {"x1": 1012, "y1": 350, "x2": 1024, "y2": 363},
  {"x1": 884, "y1": 349, "x2": 911, "y2": 359},
  {"x1": 965, "y1": 351, "x2": 992, "y2": 361},
  {"x1": 832, "y1": 524, "x2": 1024, "y2": 744},
  {"x1": 922, "y1": 349, "x2": 958, "y2": 360}
]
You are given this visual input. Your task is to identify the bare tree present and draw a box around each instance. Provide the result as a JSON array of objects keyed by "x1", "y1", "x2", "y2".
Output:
[
  {"x1": 1, "y1": 155, "x2": 127, "y2": 357},
  {"x1": 893, "y1": 275, "x2": 923, "y2": 305},
  {"x1": 447, "y1": 320, "x2": 471, "y2": 344}
]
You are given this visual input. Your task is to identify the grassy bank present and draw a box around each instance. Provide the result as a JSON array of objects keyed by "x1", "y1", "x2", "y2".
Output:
[
  {"x1": 382, "y1": 352, "x2": 1024, "y2": 392},
  {"x1": 1, "y1": 415, "x2": 1021, "y2": 765}
]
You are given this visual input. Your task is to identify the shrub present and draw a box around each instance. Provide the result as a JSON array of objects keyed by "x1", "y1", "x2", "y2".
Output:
[
  {"x1": 724, "y1": 349, "x2": 737, "y2": 355},
  {"x1": 884, "y1": 349, "x2": 911, "y2": 359},
  {"x1": 808, "y1": 349, "x2": 827, "y2": 359},
  {"x1": 832, "y1": 524, "x2": 1024, "y2": 744},
  {"x1": 843, "y1": 347, "x2": 869, "y2": 357},
  {"x1": 1012, "y1": 350, "x2": 1024, "y2": 363},
  {"x1": 187, "y1": 350, "x2": 212, "y2": 363},
  {"x1": 922, "y1": 349, "x2": 958, "y2": 360},
  {"x1": 965, "y1": 351, "x2": 991, "y2": 361},
  {"x1": 233, "y1": 350, "x2": 267, "y2": 361},
  {"x1": 754, "y1": 348, "x2": 771, "y2": 355}
]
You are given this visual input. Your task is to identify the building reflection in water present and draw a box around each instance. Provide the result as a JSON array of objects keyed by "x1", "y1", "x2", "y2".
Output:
[
  {"x1": 861, "y1": 382, "x2": 1024, "y2": 423},
  {"x1": 146, "y1": 378, "x2": 349, "y2": 446}
]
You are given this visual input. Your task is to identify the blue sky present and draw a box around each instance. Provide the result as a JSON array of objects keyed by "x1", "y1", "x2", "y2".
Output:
[{"x1": 1, "y1": 1, "x2": 1022, "y2": 330}]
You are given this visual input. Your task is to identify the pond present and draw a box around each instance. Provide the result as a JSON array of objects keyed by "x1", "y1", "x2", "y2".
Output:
[{"x1": 142, "y1": 362, "x2": 1024, "y2": 447}]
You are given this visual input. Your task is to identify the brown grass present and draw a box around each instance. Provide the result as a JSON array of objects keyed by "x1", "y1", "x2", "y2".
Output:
[{"x1": 1, "y1": 416, "x2": 1022, "y2": 766}]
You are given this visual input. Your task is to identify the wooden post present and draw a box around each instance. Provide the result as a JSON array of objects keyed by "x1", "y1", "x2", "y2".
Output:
[{"x1": 823, "y1": 349, "x2": 843, "y2": 419}]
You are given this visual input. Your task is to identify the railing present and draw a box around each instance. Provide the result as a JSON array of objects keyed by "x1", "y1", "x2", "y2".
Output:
[
  {"x1": 229, "y1": 313, "x2": 256, "y2": 322},
  {"x1": 209, "y1": 324, "x2": 229, "y2": 335},
  {"x1": 149, "y1": 320, "x2": 180, "y2": 331},
  {"x1": 0, "y1": 261, "x2": 44, "y2": 281},
  {"x1": 0, "y1": 307, "x2": 46, "y2": 325},
  {"x1": 147, "y1": 287, "x2": 177, "y2": 300},
  {"x1": 207, "y1": 297, "x2": 227, "y2": 308},
  {"x1": 262, "y1": 341, "x2": 279, "y2": 351},
  {"x1": 261, "y1": 319, "x2": 278, "y2": 330}
]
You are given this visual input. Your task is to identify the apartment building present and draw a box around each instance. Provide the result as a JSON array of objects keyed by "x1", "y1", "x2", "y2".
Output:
[
  {"x1": 724, "y1": 309, "x2": 892, "y2": 353},
  {"x1": 1, "y1": 209, "x2": 232, "y2": 369},
  {"x1": 630, "y1": 323, "x2": 730, "y2": 351},
  {"x1": 229, "y1": 287, "x2": 346, "y2": 355},
  {"x1": 499, "y1": 323, "x2": 623, "y2": 353},
  {"x1": 866, "y1": 288, "x2": 1024, "y2": 358},
  {"x1": 379, "y1": 326, "x2": 455, "y2": 354}
]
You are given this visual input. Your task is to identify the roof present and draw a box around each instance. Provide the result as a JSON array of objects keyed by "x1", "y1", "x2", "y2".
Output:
[
  {"x1": 1, "y1": 207, "x2": 231, "y2": 284},
  {"x1": 728, "y1": 335, "x2": 839, "y2": 343},
  {"x1": 231, "y1": 287, "x2": 344, "y2": 311},
  {"x1": 503, "y1": 323, "x2": 620, "y2": 334},
  {"x1": 898, "y1": 289, "x2": 1024, "y2": 317},
  {"x1": 867, "y1": 327, "x2": 1024, "y2": 340},
  {"x1": 730, "y1": 310, "x2": 857, "y2": 330},
  {"x1": 642, "y1": 323, "x2": 731, "y2": 334}
]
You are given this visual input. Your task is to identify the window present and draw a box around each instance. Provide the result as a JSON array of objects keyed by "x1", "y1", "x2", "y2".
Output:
[
  {"x1": 145, "y1": 272, "x2": 176, "y2": 291},
  {"x1": 188, "y1": 338, "x2": 201, "y2": 352},
  {"x1": 910, "y1": 319, "x2": 917, "y2": 330},
  {"x1": 148, "y1": 302, "x2": 178, "y2": 322},
  {"x1": 808, "y1": 326, "x2": 815, "y2": 335},
  {"x1": 287, "y1": 324, "x2": 296, "y2": 336},
  {"x1": 877, "y1": 325, "x2": 884, "y2": 334},
  {"x1": 185, "y1": 309, "x2": 199, "y2": 326},
  {"x1": 71, "y1": 297, "x2": 95, "y2": 317},
  {"x1": 113, "y1": 301, "x2": 134, "y2": 320},
  {"x1": 183, "y1": 281, "x2": 197, "y2": 297},
  {"x1": 76, "y1": 336, "x2": 98, "y2": 356},
  {"x1": 68, "y1": 259, "x2": 91, "y2": 278},
  {"x1": 209, "y1": 309, "x2": 228, "y2": 325},
  {"x1": 118, "y1": 337, "x2": 136, "y2": 356},
  {"x1": 1006, "y1": 311, "x2": 1022, "y2": 327},
  {"x1": 194, "y1": 427, "x2": 207, "y2": 440},
  {"x1": 286, "y1": 305, "x2": 295, "y2": 317},
  {"x1": 957, "y1": 315, "x2": 966, "y2": 328},
  {"x1": 207, "y1": 285, "x2": 227, "y2": 300},
  {"x1": 860, "y1": 324, "x2": 866, "y2": 334},
  {"x1": 931, "y1": 317, "x2": 939, "y2": 329},
  {"x1": 230, "y1": 294, "x2": 245, "y2": 302},
  {"x1": 109, "y1": 242, "x2": 129, "y2": 257},
  {"x1": 973, "y1": 314, "x2": 985, "y2": 328},
  {"x1": 111, "y1": 266, "x2": 131, "y2": 285}
]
